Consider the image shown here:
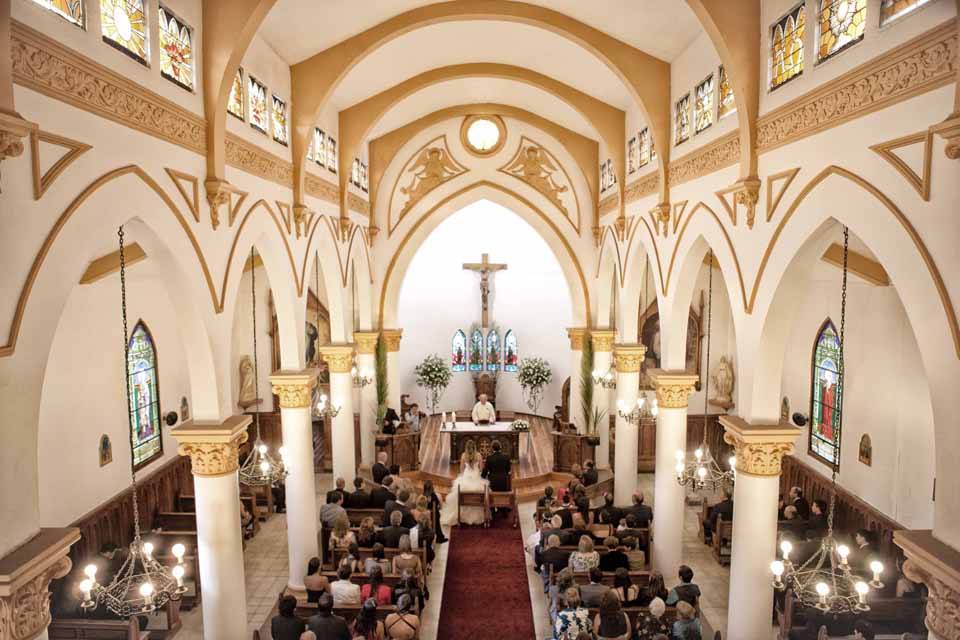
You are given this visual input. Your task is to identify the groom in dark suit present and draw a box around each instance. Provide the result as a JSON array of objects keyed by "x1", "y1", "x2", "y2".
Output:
[{"x1": 482, "y1": 441, "x2": 512, "y2": 491}]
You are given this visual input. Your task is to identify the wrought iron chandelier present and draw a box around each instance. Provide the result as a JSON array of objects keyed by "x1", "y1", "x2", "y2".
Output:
[
  {"x1": 79, "y1": 226, "x2": 186, "y2": 617},
  {"x1": 239, "y1": 247, "x2": 288, "y2": 487},
  {"x1": 352, "y1": 365, "x2": 373, "y2": 389},
  {"x1": 675, "y1": 250, "x2": 735, "y2": 492},
  {"x1": 591, "y1": 365, "x2": 617, "y2": 389},
  {"x1": 770, "y1": 226, "x2": 883, "y2": 614},
  {"x1": 315, "y1": 392, "x2": 342, "y2": 419}
]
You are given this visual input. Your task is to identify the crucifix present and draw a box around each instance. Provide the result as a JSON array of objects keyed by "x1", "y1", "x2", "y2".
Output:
[{"x1": 462, "y1": 253, "x2": 507, "y2": 327}]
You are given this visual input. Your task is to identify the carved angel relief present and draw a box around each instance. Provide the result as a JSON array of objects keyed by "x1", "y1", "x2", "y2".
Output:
[
  {"x1": 398, "y1": 140, "x2": 465, "y2": 215},
  {"x1": 500, "y1": 138, "x2": 579, "y2": 231}
]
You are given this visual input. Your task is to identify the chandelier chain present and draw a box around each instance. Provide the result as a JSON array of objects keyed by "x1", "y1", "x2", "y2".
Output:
[
  {"x1": 827, "y1": 226, "x2": 850, "y2": 535},
  {"x1": 251, "y1": 248, "x2": 262, "y2": 440},
  {"x1": 702, "y1": 250, "x2": 714, "y2": 444},
  {"x1": 118, "y1": 226, "x2": 142, "y2": 538}
]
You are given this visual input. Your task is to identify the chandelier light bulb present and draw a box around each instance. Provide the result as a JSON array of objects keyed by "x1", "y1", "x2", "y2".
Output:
[
  {"x1": 84, "y1": 564, "x2": 98, "y2": 580},
  {"x1": 617, "y1": 399, "x2": 626, "y2": 412},
  {"x1": 142, "y1": 542, "x2": 154, "y2": 559},
  {"x1": 171, "y1": 543, "x2": 185, "y2": 561},
  {"x1": 780, "y1": 540, "x2": 793, "y2": 560},
  {"x1": 139, "y1": 581, "x2": 154, "y2": 602},
  {"x1": 869, "y1": 560, "x2": 885, "y2": 588},
  {"x1": 837, "y1": 544, "x2": 850, "y2": 564},
  {"x1": 260, "y1": 461, "x2": 270, "y2": 473},
  {"x1": 79, "y1": 578, "x2": 93, "y2": 598},
  {"x1": 697, "y1": 466, "x2": 707, "y2": 479},
  {"x1": 855, "y1": 581, "x2": 869, "y2": 602},
  {"x1": 770, "y1": 560, "x2": 785, "y2": 577},
  {"x1": 351, "y1": 366, "x2": 357, "y2": 376},
  {"x1": 728, "y1": 456, "x2": 736, "y2": 469},
  {"x1": 675, "y1": 450, "x2": 685, "y2": 462},
  {"x1": 637, "y1": 396, "x2": 645, "y2": 407},
  {"x1": 675, "y1": 461, "x2": 685, "y2": 474},
  {"x1": 258, "y1": 443, "x2": 267, "y2": 454},
  {"x1": 816, "y1": 582, "x2": 829, "y2": 596},
  {"x1": 651, "y1": 400, "x2": 659, "y2": 417},
  {"x1": 695, "y1": 448, "x2": 703, "y2": 460},
  {"x1": 171, "y1": 564, "x2": 185, "y2": 588}
]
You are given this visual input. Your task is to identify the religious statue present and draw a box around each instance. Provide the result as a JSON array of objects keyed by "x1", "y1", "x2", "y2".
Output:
[
  {"x1": 709, "y1": 355, "x2": 735, "y2": 409},
  {"x1": 462, "y1": 254, "x2": 507, "y2": 327},
  {"x1": 237, "y1": 355, "x2": 261, "y2": 409},
  {"x1": 400, "y1": 147, "x2": 463, "y2": 213},
  {"x1": 504, "y1": 144, "x2": 568, "y2": 213}
]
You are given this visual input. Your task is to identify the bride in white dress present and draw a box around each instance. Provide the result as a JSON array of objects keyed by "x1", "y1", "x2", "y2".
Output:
[{"x1": 440, "y1": 440, "x2": 489, "y2": 526}]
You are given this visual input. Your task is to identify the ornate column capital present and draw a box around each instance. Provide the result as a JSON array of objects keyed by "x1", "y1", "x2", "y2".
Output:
[
  {"x1": 172, "y1": 415, "x2": 252, "y2": 477},
  {"x1": 932, "y1": 115, "x2": 960, "y2": 160},
  {"x1": 613, "y1": 344, "x2": 646, "y2": 373},
  {"x1": 319, "y1": 344, "x2": 356, "y2": 374},
  {"x1": 566, "y1": 327, "x2": 588, "y2": 350},
  {"x1": 203, "y1": 177, "x2": 231, "y2": 230},
  {"x1": 353, "y1": 331, "x2": 379, "y2": 355},
  {"x1": 0, "y1": 527, "x2": 79, "y2": 640},
  {"x1": 733, "y1": 176, "x2": 761, "y2": 229},
  {"x1": 719, "y1": 415, "x2": 800, "y2": 476},
  {"x1": 649, "y1": 202, "x2": 670, "y2": 237},
  {"x1": 381, "y1": 329, "x2": 403, "y2": 352},
  {"x1": 590, "y1": 329, "x2": 617, "y2": 352},
  {"x1": 269, "y1": 369, "x2": 320, "y2": 408},
  {"x1": 292, "y1": 204, "x2": 310, "y2": 239},
  {"x1": 649, "y1": 370, "x2": 699, "y2": 408},
  {"x1": 895, "y1": 529, "x2": 960, "y2": 640}
]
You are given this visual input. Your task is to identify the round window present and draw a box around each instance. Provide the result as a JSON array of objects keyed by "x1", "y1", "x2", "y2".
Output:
[{"x1": 461, "y1": 115, "x2": 506, "y2": 157}]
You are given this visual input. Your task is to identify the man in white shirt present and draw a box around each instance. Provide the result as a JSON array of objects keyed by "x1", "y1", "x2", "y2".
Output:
[
  {"x1": 329, "y1": 564, "x2": 361, "y2": 606},
  {"x1": 471, "y1": 393, "x2": 496, "y2": 424}
]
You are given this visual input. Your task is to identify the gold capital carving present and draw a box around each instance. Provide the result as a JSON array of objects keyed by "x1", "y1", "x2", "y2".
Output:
[
  {"x1": 895, "y1": 530, "x2": 960, "y2": 640},
  {"x1": 0, "y1": 112, "x2": 37, "y2": 193},
  {"x1": 613, "y1": 344, "x2": 646, "y2": 373},
  {"x1": 172, "y1": 416, "x2": 251, "y2": 477},
  {"x1": 353, "y1": 332, "x2": 379, "y2": 355},
  {"x1": 649, "y1": 203, "x2": 670, "y2": 237},
  {"x1": 719, "y1": 415, "x2": 800, "y2": 477},
  {"x1": 567, "y1": 327, "x2": 587, "y2": 351},
  {"x1": 650, "y1": 370, "x2": 698, "y2": 408},
  {"x1": 590, "y1": 330, "x2": 616, "y2": 353},
  {"x1": 269, "y1": 370, "x2": 319, "y2": 408},
  {"x1": 381, "y1": 329, "x2": 403, "y2": 352},
  {"x1": 0, "y1": 528, "x2": 78, "y2": 640},
  {"x1": 292, "y1": 204, "x2": 309, "y2": 238},
  {"x1": 319, "y1": 345, "x2": 355, "y2": 374},
  {"x1": 932, "y1": 115, "x2": 960, "y2": 160},
  {"x1": 204, "y1": 178, "x2": 230, "y2": 230},
  {"x1": 733, "y1": 176, "x2": 761, "y2": 229}
]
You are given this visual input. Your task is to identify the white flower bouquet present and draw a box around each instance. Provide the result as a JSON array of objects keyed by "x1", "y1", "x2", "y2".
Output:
[
  {"x1": 517, "y1": 356, "x2": 552, "y2": 414},
  {"x1": 414, "y1": 354, "x2": 452, "y2": 413},
  {"x1": 511, "y1": 419, "x2": 530, "y2": 432}
]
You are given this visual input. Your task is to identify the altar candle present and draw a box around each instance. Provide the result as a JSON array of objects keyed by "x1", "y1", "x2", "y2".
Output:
[{"x1": 441, "y1": 411, "x2": 446, "y2": 424}]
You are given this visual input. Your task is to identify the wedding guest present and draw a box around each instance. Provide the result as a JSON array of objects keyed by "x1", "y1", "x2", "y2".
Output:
[
  {"x1": 329, "y1": 514, "x2": 356, "y2": 550},
  {"x1": 635, "y1": 597, "x2": 670, "y2": 639},
  {"x1": 554, "y1": 588, "x2": 592, "y2": 640},
  {"x1": 379, "y1": 510, "x2": 410, "y2": 548},
  {"x1": 393, "y1": 571, "x2": 424, "y2": 612},
  {"x1": 572, "y1": 496, "x2": 593, "y2": 528},
  {"x1": 404, "y1": 403, "x2": 421, "y2": 433},
  {"x1": 593, "y1": 590, "x2": 631, "y2": 640},
  {"x1": 568, "y1": 536, "x2": 601, "y2": 572},
  {"x1": 326, "y1": 477, "x2": 346, "y2": 504},
  {"x1": 271, "y1": 595, "x2": 306, "y2": 640},
  {"x1": 360, "y1": 564, "x2": 393, "y2": 605},
  {"x1": 346, "y1": 476, "x2": 371, "y2": 509},
  {"x1": 372, "y1": 452, "x2": 390, "y2": 485},
  {"x1": 541, "y1": 534, "x2": 572, "y2": 583},
  {"x1": 384, "y1": 594, "x2": 420, "y2": 640},
  {"x1": 320, "y1": 491, "x2": 347, "y2": 529},
  {"x1": 790, "y1": 486, "x2": 811, "y2": 519},
  {"x1": 550, "y1": 569, "x2": 577, "y2": 624},
  {"x1": 599, "y1": 537, "x2": 630, "y2": 572},
  {"x1": 580, "y1": 567, "x2": 611, "y2": 608},
  {"x1": 330, "y1": 564, "x2": 361, "y2": 606},
  {"x1": 611, "y1": 567, "x2": 640, "y2": 605},
  {"x1": 852, "y1": 620, "x2": 876, "y2": 640},
  {"x1": 666, "y1": 565, "x2": 701, "y2": 607},
  {"x1": 364, "y1": 543, "x2": 392, "y2": 576},
  {"x1": 370, "y1": 475, "x2": 396, "y2": 509},
  {"x1": 538, "y1": 486, "x2": 557, "y2": 509},
  {"x1": 338, "y1": 542, "x2": 363, "y2": 574},
  {"x1": 638, "y1": 571, "x2": 669, "y2": 606},
  {"x1": 421, "y1": 479, "x2": 447, "y2": 543},
  {"x1": 303, "y1": 557, "x2": 330, "y2": 604},
  {"x1": 626, "y1": 491, "x2": 654, "y2": 527},
  {"x1": 392, "y1": 535, "x2": 423, "y2": 585},
  {"x1": 350, "y1": 598, "x2": 385, "y2": 640},
  {"x1": 582, "y1": 460, "x2": 599, "y2": 486},
  {"x1": 411, "y1": 495, "x2": 430, "y2": 523},
  {"x1": 597, "y1": 493, "x2": 622, "y2": 526},
  {"x1": 623, "y1": 536, "x2": 645, "y2": 571},
  {"x1": 306, "y1": 593, "x2": 349, "y2": 640},
  {"x1": 384, "y1": 489, "x2": 416, "y2": 528},
  {"x1": 357, "y1": 517, "x2": 378, "y2": 547},
  {"x1": 672, "y1": 601, "x2": 701, "y2": 640}
]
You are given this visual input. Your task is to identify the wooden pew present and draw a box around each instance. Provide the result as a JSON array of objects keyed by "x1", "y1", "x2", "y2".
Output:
[
  {"x1": 585, "y1": 605, "x2": 679, "y2": 630},
  {"x1": 458, "y1": 491, "x2": 489, "y2": 527},
  {"x1": 331, "y1": 547, "x2": 428, "y2": 574},
  {"x1": 321, "y1": 571, "x2": 405, "y2": 588},
  {"x1": 178, "y1": 494, "x2": 257, "y2": 529},
  {"x1": 712, "y1": 520, "x2": 733, "y2": 565},
  {"x1": 294, "y1": 601, "x2": 400, "y2": 623},
  {"x1": 345, "y1": 508, "x2": 386, "y2": 527},
  {"x1": 775, "y1": 587, "x2": 926, "y2": 639},
  {"x1": 489, "y1": 490, "x2": 519, "y2": 528},
  {"x1": 49, "y1": 618, "x2": 148, "y2": 639},
  {"x1": 156, "y1": 508, "x2": 258, "y2": 538},
  {"x1": 570, "y1": 570, "x2": 652, "y2": 588}
]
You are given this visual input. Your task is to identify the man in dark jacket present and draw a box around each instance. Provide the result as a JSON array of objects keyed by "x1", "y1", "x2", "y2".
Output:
[
  {"x1": 371, "y1": 452, "x2": 390, "y2": 485},
  {"x1": 625, "y1": 490, "x2": 653, "y2": 527},
  {"x1": 703, "y1": 487, "x2": 734, "y2": 541},
  {"x1": 481, "y1": 441, "x2": 512, "y2": 491},
  {"x1": 306, "y1": 593, "x2": 349, "y2": 640},
  {"x1": 369, "y1": 476, "x2": 395, "y2": 509},
  {"x1": 539, "y1": 534, "x2": 571, "y2": 578},
  {"x1": 378, "y1": 510, "x2": 410, "y2": 548},
  {"x1": 271, "y1": 595, "x2": 305, "y2": 640},
  {"x1": 596, "y1": 493, "x2": 622, "y2": 526},
  {"x1": 383, "y1": 489, "x2": 416, "y2": 528},
  {"x1": 582, "y1": 460, "x2": 599, "y2": 486},
  {"x1": 344, "y1": 476, "x2": 370, "y2": 509},
  {"x1": 325, "y1": 477, "x2": 346, "y2": 504}
]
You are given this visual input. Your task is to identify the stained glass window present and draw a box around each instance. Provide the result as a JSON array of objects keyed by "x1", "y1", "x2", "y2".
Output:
[
  {"x1": 30, "y1": 0, "x2": 85, "y2": 28},
  {"x1": 627, "y1": 137, "x2": 638, "y2": 174},
  {"x1": 127, "y1": 321, "x2": 163, "y2": 468},
  {"x1": 638, "y1": 128, "x2": 652, "y2": 168},
  {"x1": 469, "y1": 329, "x2": 484, "y2": 372},
  {"x1": 327, "y1": 137, "x2": 337, "y2": 174},
  {"x1": 675, "y1": 93, "x2": 691, "y2": 145},
  {"x1": 361, "y1": 163, "x2": 368, "y2": 193},
  {"x1": 158, "y1": 6, "x2": 193, "y2": 90},
  {"x1": 248, "y1": 75, "x2": 268, "y2": 133},
  {"x1": 809, "y1": 319, "x2": 843, "y2": 466},
  {"x1": 101, "y1": 0, "x2": 148, "y2": 63},
  {"x1": 312, "y1": 128, "x2": 326, "y2": 167},
  {"x1": 717, "y1": 65, "x2": 736, "y2": 119},
  {"x1": 351, "y1": 159, "x2": 360, "y2": 187},
  {"x1": 818, "y1": 0, "x2": 866, "y2": 61},
  {"x1": 694, "y1": 74, "x2": 715, "y2": 134},
  {"x1": 504, "y1": 330, "x2": 518, "y2": 373},
  {"x1": 880, "y1": 0, "x2": 934, "y2": 25},
  {"x1": 486, "y1": 331, "x2": 501, "y2": 372},
  {"x1": 272, "y1": 95, "x2": 288, "y2": 145},
  {"x1": 452, "y1": 330, "x2": 467, "y2": 371},
  {"x1": 227, "y1": 68, "x2": 244, "y2": 120},
  {"x1": 771, "y1": 4, "x2": 806, "y2": 89}
]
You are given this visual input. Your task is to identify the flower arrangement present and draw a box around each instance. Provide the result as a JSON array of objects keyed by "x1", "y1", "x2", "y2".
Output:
[
  {"x1": 414, "y1": 354, "x2": 452, "y2": 413},
  {"x1": 517, "y1": 356, "x2": 552, "y2": 414},
  {"x1": 510, "y1": 419, "x2": 530, "y2": 432}
]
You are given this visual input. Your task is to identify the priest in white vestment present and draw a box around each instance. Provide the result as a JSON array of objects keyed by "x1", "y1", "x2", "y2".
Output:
[{"x1": 471, "y1": 393, "x2": 496, "y2": 424}]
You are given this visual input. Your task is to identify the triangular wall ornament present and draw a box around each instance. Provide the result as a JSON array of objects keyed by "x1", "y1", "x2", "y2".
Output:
[
  {"x1": 275, "y1": 201, "x2": 293, "y2": 234},
  {"x1": 672, "y1": 200, "x2": 689, "y2": 234},
  {"x1": 714, "y1": 186, "x2": 737, "y2": 226},
  {"x1": 227, "y1": 187, "x2": 249, "y2": 227},
  {"x1": 30, "y1": 130, "x2": 92, "y2": 200},
  {"x1": 164, "y1": 168, "x2": 201, "y2": 222},
  {"x1": 869, "y1": 131, "x2": 932, "y2": 201},
  {"x1": 765, "y1": 167, "x2": 800, "y2": 222}
]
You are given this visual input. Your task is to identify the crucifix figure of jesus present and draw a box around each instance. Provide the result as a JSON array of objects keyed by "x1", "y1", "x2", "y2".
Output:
[{"x1": 462, "y1": 253, "x2": 507, "y2": 327}]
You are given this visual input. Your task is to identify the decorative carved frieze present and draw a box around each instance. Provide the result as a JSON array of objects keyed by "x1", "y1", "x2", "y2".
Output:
[
  {"x1": 567, "y1": 327, "x2": 587, "y2": 351},
  {"x1": 172, "y1": 416, "x2": 252, "y2": 477},
  {"x1": 598, "y1": 192, "x2": 619, "y2": 217},
  {"x1": 353, "y1": 331, "x2": 380, "y2": 355},
  {"x1": 719, "y1": 415, "x2": 800, "y2": 477},
  {"x1": 347, "y1": 192, "x2": 370, "y2": 217},
  {"x1": 319, "y1": 345, "x2": 355, "y2": 374},
  {"x1": 0, "y1": 528, "x2": 79, "y2": 640},
  {"x1": 895, "y1": 529, "x2": 960, "y2": 640},
  {"x1": 668, "y1": 132, "x2": 740, "y2": 188},
  {"x1": 381, "y1": 329, "x2": 403, "y2": 353},
  {"x1": 649, "y1": 370, "x2": 699, "y2": 408},
  {"x1": 269, "y1": 370, "x2": 319, "y2": 409},
  {"x1": 304, "y1": 173, "x2": 339, "y2": 204},
  {"x1": 624, "y1": 171, "x2": 659, "y2": 202},
  {"x1": 613, "y1": 344, "x2": 646, "y2": 373}
]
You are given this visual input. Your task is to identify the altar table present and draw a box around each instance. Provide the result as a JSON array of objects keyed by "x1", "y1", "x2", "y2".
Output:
[{"x1": 439, "y1": 421, "x2": 521, "y2": 463}]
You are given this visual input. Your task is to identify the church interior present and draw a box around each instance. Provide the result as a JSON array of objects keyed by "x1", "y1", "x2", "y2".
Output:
[{"x1": 1, "y1": 1, "x2": 959, "y2": 639}]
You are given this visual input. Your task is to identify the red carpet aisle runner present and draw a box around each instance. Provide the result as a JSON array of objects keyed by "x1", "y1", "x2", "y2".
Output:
[{"x1": 436, "y1": 514, "x2": 537, "y2": 640}]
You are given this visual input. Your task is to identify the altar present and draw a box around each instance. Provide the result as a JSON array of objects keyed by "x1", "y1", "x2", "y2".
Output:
[{"x1": 439, "y1": 422, "x2": 521, "y2": 463}]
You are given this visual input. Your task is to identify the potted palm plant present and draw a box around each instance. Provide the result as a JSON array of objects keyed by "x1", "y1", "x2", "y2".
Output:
[{"x1": 580, "y1": 336, "x2": 602, "y2": 446}]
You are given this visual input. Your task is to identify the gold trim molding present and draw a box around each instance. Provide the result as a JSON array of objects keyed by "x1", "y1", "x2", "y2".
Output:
[
  {"x1": 270, "y1": 369, "x2": 320, "y2": 408},
  {"x1": 895, "y1": 529, "x2": 960, "y2": 640},
  {"x1": 590, "y1": 329, "x2": 616, "y2": 353},
  {"x1": 173, "y1": 415, "x2": 252, "y2": 477},
  {"x1": 613, "y1": 344, "x2": 646, "y2": 373},
  {"x1": 869, "y1": 130, "x2": 934, "y2": 201},
  {"x1": 29, "y1": 129, "x2": 91, "y2": 200},
  {"x1": 354, "y1": 331, "x2": 380, "y2": 355},
  {"x1": 319, "y1": 344, "x2": 356, "y2": 374},
  {"x1": 381, "y1": 329, "x2": 403, "y2": 353},
  {"x1": 649, "y1": 370, "x2": 699, "y2": 408},
  {"x1": 598, "y1": 192, "x2": 619, "y2": 217},
  {"x1": 719, "y1": 415, "x2": 800, "y2": 477}
]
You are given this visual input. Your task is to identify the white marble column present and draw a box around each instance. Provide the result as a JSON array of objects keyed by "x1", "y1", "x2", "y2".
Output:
[
  {"x1": 613, "y1": 344, "x2": 646, "y2": 506},
  {"x1": 382, "y1": 329, "x2": 403, "y2": 411},
  {"x1": 321, "y1": 345, "x2": 357, "y2": 485},
  {"x1": 566, "y1": 328, "x2": 586, "y2": 432},
  {"x1": 650, "y1": 370, "x2": 698, "y2": 574},
  {"x1": 591, "y1": 330, "x2": 616, "y2": 469},
  {"x1": 720, "y1": 416, "x2": 800, "y2": 640},
  {"x1": 173, "y1": 417, "x2": 250, "y2": 640},
  {"x1": 269, "y1": 370, "x2": 319, "y2": 593},
  {"x1": 896, "y1": 529, "x2": 960, "y2": 640},
  {"x1": 354, "y1": 332, "x2": 380, "y2": 469}
]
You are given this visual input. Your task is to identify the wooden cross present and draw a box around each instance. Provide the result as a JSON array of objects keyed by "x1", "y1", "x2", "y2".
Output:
[{"x1": 462, "y1": 253, "x2": 507, "y2": 327}]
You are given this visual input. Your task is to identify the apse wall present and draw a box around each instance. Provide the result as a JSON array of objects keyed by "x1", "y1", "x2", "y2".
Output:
[
  {"x1": 780, "y1": 259, "x2": 935, "y2": 530},
  {"x1": 37, "y1": 262, "x2": 190, "y2": 526},
  {"x1": 397, "y1": 200, "x2": 573, "y2": 415}
]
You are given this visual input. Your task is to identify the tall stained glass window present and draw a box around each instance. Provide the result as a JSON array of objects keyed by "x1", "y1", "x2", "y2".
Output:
[
  {"x1": 272, "y1": 95, "x2": 288, "y2": 145},
  {"x1": 351, "y1": 159, "x2": 360, "y2": 187},
  {"x1": 158, "y1": 6, "x2": 193, "y2": 90},
  {"x1": 880, "y1": 0, "x2": 934, "y2": 25},
  {"x1": 503, "y1": 330, "x2": 518, "y2": 373},
  {"x1": 809, "y1": 319, "x2": 843, "y2": 466},
  {"x1": 486, "y1": 331, "x2": 501, "y2": 371},
  {"x1": 227, "y1": 68, "x2": 244, "y2": 120},
  {"x1": 327, "y1": 137, "x2": 337, "y2": 174},
  {"x1": 361, "y1": 163, "x2": 368, "y2": 192},
  {"x1": 771, "y1": 4, "x2": 806, "y2": 89},
  {"x1": 675, "y1": 93, "x2": 691, "y2": 145},
  {"x1": 717, "y1": 65, "x2": 736, "y2": 119},
  {"x1": 637, "y1": 128, "x2": 652, "y2": 168},
  {"x1": 818, "y1": 0, "x2": 866, "y2": 61},
  {"x1": 312, "y1": 128, "x2": 326, "y2": 167},
  {"x1": 101, "y1": 0, "x2": 148, "y2": 63},
  {"x1": 127, "y1": 321, "x2": 163, "y2": 468},
  {"x1": 694, "y1": 74, "x2": 715, "y2": 134},
  {"x1": 30, "y1": 0, "x2": 85, "y2": 27},
  {"x1": 248, "y1": 75, "x2": 268, "y2": 133},
  {"x1": 627, "y1": 137, "x2": 638, "y2": 174},
  {"x1": 452, "y1": 330, "x2": 467, "y2": 371},
  {"x1": 469, "y1": 329, "x2": 484, "y2": 372}
]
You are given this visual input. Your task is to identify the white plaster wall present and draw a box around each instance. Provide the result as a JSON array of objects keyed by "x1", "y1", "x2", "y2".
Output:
[
  {"x1": 396, "y1": 200, "x2": 573, "y2": 414},
  {"x1": 781, "y1": 259, "x2": 935, "y2": 529},
  {"x1": 230, "y1": 265, "x2": 277, "y2": 413},
  {"x1": 37, "y1": 261, "x2": 190, "y2": 526}
]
